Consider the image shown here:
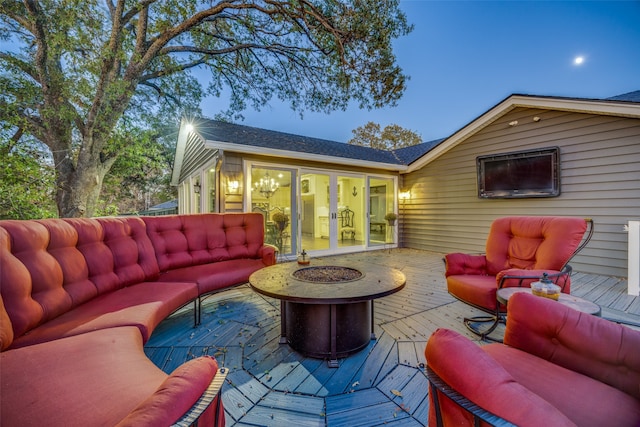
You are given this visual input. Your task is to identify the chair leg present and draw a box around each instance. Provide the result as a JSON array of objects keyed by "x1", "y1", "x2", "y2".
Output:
[{"x1": 463, "y1": 313, "x2": 504, "y2": 342}]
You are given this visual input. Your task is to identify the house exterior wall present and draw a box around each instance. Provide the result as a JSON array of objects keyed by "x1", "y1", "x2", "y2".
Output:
[
  {"x1": 401, "y1": 107, "x2": 640, "y2": 277},
  {"x1": 221, "y1": 154, "x2": 243, "y2": 212},
  {"x1": 179, "y1": 132, "x2": 216, "y2": 182}
]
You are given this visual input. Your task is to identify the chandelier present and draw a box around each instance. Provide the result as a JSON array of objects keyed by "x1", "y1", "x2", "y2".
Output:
[{"x1": 254, "y1": 172, "x2": 279, "y2": 198}]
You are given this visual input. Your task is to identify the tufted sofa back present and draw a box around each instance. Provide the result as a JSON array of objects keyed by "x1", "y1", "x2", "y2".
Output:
[
  {"x1": 142, "y1": 213, "x2": 265, "y2": 272},
  {"x1": 485, "y1": 216, "x2": 588, "y2": 276},
  {"x1": 0, "y1": 217, "x2": 161, "y2": 350},
  {"x1": 64, "y1": 217, "x2": 160, "y2": 293},
  {"x1": 0, "y1": 220, "x2": 81, "y2": 345},
  {"x1": 0, "y1": 213, "x2": 268, "y2": 350}
]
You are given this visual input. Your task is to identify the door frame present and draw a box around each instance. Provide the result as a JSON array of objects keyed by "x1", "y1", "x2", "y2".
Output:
[{"x1": 244, "y1": 161, "x2": 398, "y2": 260}]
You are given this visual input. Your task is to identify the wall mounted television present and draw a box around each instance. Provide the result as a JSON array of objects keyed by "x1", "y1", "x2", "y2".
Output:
[{"x1": 477, "y1": 147, "x2": 560, "y2": 199}]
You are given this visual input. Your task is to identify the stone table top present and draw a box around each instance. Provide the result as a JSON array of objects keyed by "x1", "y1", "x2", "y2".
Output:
[{"x1": 249, "y1": 260, "x2": 406, "y2": 304}]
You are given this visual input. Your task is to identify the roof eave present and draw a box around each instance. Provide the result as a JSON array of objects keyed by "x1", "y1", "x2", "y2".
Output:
[
  {"x1": 405, "y1": 94, "x2": 640, "y2": 173},
  {"x1": 171, "y1": 119, "x2": 190, "y2": 186},
  {"x1": 204, "y1": 140, "x2": 408, "y2": 172}
]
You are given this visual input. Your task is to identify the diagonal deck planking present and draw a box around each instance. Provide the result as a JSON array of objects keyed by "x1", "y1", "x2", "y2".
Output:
[{"x1": 144, "y1": 248, "x2": 640, "y2": 426}]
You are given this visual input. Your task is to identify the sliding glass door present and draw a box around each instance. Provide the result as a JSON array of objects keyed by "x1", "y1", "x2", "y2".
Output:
[
  {"x1": 248, "y1": 163, "x2": 397, "y2": 258},
  {"x1": 368, "y1": 177, "x2": 396, "y2": 247},
  {"x1": 250, "y1": 166, "x2": 295, "y2": 256},
  {"x1": 299, "y1": 171, "x2": 365, "y2": 255}
]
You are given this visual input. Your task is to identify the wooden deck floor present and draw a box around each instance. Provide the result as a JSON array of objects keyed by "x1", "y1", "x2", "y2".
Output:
[{"x1": 144, "y1": 248, "x2": 640, "y2": 427}]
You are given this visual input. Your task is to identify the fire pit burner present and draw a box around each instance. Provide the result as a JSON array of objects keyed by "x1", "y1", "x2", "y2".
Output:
[{"x1": 292, "y1": 266, "x2": 363, "y2": 283}]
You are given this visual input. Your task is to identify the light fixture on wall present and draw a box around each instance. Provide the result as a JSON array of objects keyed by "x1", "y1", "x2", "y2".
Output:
[
  {"x1": 399, "y1": 189, "x2": 410, "y2": 200},
  {"x1": 509, "y1": 120, "x2": 518, "y2": 127},
  {"x1": 254, "y1": 172, "x2": 279, "y2": 198},
  {"x1": 193, "y1": 182, "x2": 201, "y2": 194},
  {"x1": 227, "y1": 180, "x2": 240, "y2": 194}
]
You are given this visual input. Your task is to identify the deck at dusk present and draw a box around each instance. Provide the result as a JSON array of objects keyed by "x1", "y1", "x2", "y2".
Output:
[{"x1": 144, "y1": 249, "x2": 640, "y2": 426}]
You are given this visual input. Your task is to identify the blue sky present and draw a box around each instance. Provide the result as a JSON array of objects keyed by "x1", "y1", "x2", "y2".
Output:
[{"x1": 201, "y1": 1, "x2": 640, "y2": 144}]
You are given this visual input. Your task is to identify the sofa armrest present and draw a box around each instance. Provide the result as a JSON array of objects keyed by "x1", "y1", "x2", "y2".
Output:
[
  {"x1": 426, "y1": 328, "x2": 575, "y2": 427},
  {"x1": 259, "y1": 244, "x2": 277, "y2": 266},
  {"x1": 444, "y1": 253, "x2": 488, "y2": 277},
  {"x1": 173, "y1": 367, "x2": 228, "y2": 427},
  {"x1": 505, "y1": 292, "x2": 640, "y2": 400},
  {"x1": 116, "y1": 357, "x2": 225, "y2": 427}
]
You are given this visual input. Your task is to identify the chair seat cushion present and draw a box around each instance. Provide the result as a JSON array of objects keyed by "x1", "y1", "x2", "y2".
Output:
[
  {"x1": 485, "y1": 343, "x2": 640, "y2": 427},
  {"x1": 447, "y1": 274, "x2": 500, "y2": 311}
]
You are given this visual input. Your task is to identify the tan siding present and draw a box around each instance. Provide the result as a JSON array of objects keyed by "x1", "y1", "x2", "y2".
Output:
[
  {"x1": 222, "y1": 154, "x2": 244, "y2": 212},
  {"x1": 402, "y1": 107, "x2": 640, "y2": 277},
  {"x1": 179, "y1": 133, "x2": 216, "y2": 182}
]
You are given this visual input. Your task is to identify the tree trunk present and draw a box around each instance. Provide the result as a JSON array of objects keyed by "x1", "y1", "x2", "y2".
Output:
[
  {"x1": 55, "y1": 161, "x2": 107, "y2": 218},
  {"x1": 52, "y1": 135, "x2": 112, "y2": 218}
]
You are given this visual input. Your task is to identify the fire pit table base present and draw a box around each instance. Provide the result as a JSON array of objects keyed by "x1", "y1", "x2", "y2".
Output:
[
  {"x1": 283, "y1": 300, "x2": 372, "y2": 366},
  {"x1": 249, "y1": 262, "x2": 405, "y2": 368}
]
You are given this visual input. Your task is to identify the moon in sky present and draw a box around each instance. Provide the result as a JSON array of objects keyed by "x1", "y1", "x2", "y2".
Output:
[{"x1": 574, "y1": 56, "x2": 585, "y2": 65}]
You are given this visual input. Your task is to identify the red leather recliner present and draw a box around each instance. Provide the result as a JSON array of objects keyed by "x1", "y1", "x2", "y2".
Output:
[
  {"x1": 425, "y1": 292, "x2": 640, "y2": 427},
  {"x1": 444, "y1": 216, "x2": 593, "y2": 339}
]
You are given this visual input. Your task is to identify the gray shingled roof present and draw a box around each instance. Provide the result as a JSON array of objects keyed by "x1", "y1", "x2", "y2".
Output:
[
  {"x1": 393, "y1": 139, "x2": 445, "y2": 165},
  {"x1": 193, "y1": 119, "x2": 435, "y2": 166},
  {"x1": 190, "y1": 90, "x2": 639, "y2": 168},
  {"x1": 607, "y1": 90, "x2": 640, "y2": 102}
]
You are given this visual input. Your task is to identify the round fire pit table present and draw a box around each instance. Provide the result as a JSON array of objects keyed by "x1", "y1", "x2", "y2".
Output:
[{"x1": 249, "y1": 261, "x2": 406, "y2": 367}]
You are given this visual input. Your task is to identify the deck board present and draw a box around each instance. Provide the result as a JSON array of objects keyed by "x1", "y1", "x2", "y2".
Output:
[{"x1": 144, "y1": 248, "x2": 640, "y2": 426}]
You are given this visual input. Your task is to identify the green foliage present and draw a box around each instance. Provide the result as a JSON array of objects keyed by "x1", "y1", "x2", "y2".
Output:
[
  {"x1": 97, "y1": 119, "x2": 177, "y2": 215},
  {"x1": 0, "y1": 131, "x2": 57, "y2": 219},
  {"x1": 1, "y1": 0, "x2": 411, "y2": 217},
  {"x1": 348, "y1": 121, "x2": 422, "y2": 150},
  {"x1": 384, "y1": 212, "x2": 397, "y2": 221}
]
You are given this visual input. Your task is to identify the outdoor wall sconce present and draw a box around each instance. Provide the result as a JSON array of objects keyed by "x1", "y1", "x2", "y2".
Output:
[
  {"x1": 399, "y1": 190, "x2": 411, "y2": 200},
  {"x1": 227, "y1": 180, "x2": 240, "y2": 194},
  {"x1": 193, "y1": 182, "x2": 201, "y2": 194}
]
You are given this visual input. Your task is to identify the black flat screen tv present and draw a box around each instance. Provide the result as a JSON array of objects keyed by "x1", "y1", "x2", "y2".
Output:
[{"x1": 477, "y1": 147, "x2": 560, "y2": 199}]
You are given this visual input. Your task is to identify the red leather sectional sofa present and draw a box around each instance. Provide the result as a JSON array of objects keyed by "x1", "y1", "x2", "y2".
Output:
[
  {"x1": 0, "y1": 213, "x2": 276, "y2": 426},
  {"x1": 426, "y1": 292, "x2": 640, "y2": 427}
]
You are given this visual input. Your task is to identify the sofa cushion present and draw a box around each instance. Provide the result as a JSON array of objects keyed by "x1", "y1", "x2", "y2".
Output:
[
  {"x1": 10, "y1": 281, "x2": 197, "y2": 349},
  {"x1": 0, "y1": 220, "x2": 72, "y2": 339},
  {"x1": 38, "y1": 219, "x2": 98, "y2": 304},
  {"x1": 143, "y1": 213, "x2": 266, "y2": 272},
  {"x1": 116, "y1": 356, "x2": 219, "y2": 427},
  {"x1": 485, "y1": 343, "x2": 640, "y2": 427},
  {"x1": 64, "y1": 217, "x2": 161, "y2": 294},
  {"x1": 1, "y1": 327, "x2": 168, "y2": 426},
  {"x1": 95, "y1": 217, "x2": 161, "y2": 282},
  {"x1": 158, "y1": 258, "x2": 271, "y2": 295},
  {"x1": 0, "y1": 295, "x2": 13, "y2": 351},
  {"x1": 505, "y1": 292, "x2": 640, "y2": 400}
]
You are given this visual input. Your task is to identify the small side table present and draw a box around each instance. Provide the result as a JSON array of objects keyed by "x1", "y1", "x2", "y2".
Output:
[{"x1": 497, "y1": 287, "x2": 601, "y2": 316}]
